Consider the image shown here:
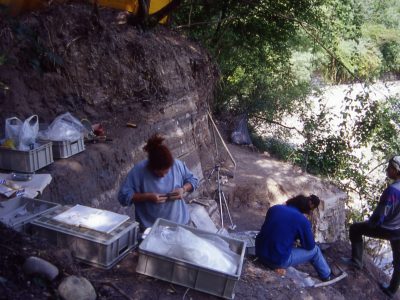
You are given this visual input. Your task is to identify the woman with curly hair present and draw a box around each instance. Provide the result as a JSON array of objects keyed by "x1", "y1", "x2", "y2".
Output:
[
  {"x1": 255, "y1": 194, "x2": 332, "y2": 281},
  {"x1": 118, "y1": 134, "x2": 198, "y2": 229}
]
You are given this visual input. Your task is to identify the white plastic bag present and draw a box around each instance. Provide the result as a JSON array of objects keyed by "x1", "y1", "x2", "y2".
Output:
[
  {"x1": 38, "y1": 112, "x2": 85, "y2": 142},
  {"x1": 146, "y1": 226, "x2": 240, "y2": 274},
  {"x1": 5, "y1": 117, "x2": 23, "y2": 146},
  {"x1": 18, "y1": 115, "x2": 39, "y2": 150}
]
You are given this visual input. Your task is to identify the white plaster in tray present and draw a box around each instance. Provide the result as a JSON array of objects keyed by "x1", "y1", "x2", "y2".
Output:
[{"x1": 52, "y1": 204, "x2": 129, "y2": 233}]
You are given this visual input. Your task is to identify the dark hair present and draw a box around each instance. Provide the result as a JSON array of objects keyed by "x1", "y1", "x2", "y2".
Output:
[
  {"x1": 143, "y1": 134, "x2": 174, "y2": 171},
  {"x1": 286, "y1": 194, "x2": 320, "y2": 214},
  {"x1": 389, "y1": 156, "x2": 400, "y2": 176}
]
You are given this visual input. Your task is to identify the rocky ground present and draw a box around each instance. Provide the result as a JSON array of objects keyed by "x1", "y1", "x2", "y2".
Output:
[
  {"x1": 0, "y1": 2, "x2": 397, "y2": 299},
  {"x1": 0, "y1": 144, "x2": 397, "y2": 300}
]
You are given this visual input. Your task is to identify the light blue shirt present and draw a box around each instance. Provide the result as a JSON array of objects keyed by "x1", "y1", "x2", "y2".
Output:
[{"x1": 118, "y1": 159, "x2": 199, "y2": 228}]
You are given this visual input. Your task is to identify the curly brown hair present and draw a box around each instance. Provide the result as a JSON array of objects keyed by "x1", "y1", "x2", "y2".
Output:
[
  {"x1": 286, "y1": 194, "x2": 320, "y2": 214},
  {"x1": 143, "y1": 134, "x2": 174, "y2": 171}
]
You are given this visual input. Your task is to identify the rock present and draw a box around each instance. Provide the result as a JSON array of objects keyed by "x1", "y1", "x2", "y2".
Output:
[
  {"x1": 22, "y1": 256, "x2": 59, "y2": 281},
  {"x1": 58, "y1": 276, "x2": 96, "y2": 300}
]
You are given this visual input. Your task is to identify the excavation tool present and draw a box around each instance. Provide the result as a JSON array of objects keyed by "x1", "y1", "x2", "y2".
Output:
[
  {"x1": 314, "y1": 263, "x2": 348, "y2": 288},
  {"x1": 81, "y1": 119, "x2": 112, "y2": 143},
  {"x1": 208, "y1": 164, "x2": 236, "y2": 230}
]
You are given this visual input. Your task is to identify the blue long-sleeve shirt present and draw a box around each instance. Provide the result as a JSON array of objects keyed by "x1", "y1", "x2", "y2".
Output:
[
  {"x1": 255, "y1": 205, "x2": 315, "y2": 267},
  {"x1": 118, "y1": 159, "x2": 199, "y2": 228},
  {"x1": 369, "y1": 180, "x2": 400, "y2": 230}
]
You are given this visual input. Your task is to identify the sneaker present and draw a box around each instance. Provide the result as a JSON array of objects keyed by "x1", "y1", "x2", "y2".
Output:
[
  {"x1": 321, "y1": 274, "x2": 332, "y2": 282},
  {"x1": 320, "y1": 265, "x2": 342, "y2": 282}
]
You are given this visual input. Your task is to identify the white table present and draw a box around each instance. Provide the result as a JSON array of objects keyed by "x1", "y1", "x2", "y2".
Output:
[{"x1": 0, "y1": 173, "x2": 52, "y2": 199}]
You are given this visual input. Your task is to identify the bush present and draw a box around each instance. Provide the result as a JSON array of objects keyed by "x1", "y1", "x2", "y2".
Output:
[{"x1": 252, "y1": 134, "x2": 297, "y2": 161}]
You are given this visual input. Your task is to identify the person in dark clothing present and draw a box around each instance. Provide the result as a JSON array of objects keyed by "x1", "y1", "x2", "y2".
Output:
[
  {"x1": 344, "y1": 156, "x2": 400, "y2": 298},
  {"x1": 255, "y1": 194, "x2": 332, "y2": 281}
]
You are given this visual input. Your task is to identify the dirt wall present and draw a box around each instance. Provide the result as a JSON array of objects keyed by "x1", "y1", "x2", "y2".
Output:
[{"x1": 0, "y1": 2, "x2": 219, "y2": 211}]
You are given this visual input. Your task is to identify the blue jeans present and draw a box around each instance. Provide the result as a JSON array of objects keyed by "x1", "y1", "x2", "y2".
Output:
[{"x1": 281, "y1": 246, "x2": 331, "y2": 280}]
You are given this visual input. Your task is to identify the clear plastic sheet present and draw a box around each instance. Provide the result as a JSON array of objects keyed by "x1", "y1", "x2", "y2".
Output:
[
  {"x1": 145, "y1": 225, "x2": 240, "y2": 274},
  {"x1": 38, "y1": 112, "x2": 86, "y2": 142}
]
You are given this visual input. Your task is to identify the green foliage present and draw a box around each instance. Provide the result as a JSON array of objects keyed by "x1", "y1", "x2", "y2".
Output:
[
  {"x1": 359, "y1": 0, "x2": 400, "y2": 29},
  {"x1": 299, "y1": 88, "x2": 400, "y2": 220},
  {"x1": 290, "y1": 51, "x2": 315, "y2": 84},
  {"x1": 301, "y1": 135, "x2": 351, "y2": 176},
  {"x1": 362, "y1": 24, "x2": 400, "y2": 44},
  {"x1": 254, "y1": 135, "x2": 298, "y2": 161},
  {"x1": 173, "y1": 0, "x2": 328, "y2": 118},
  {"x1": 354, "y1": 41, "x2": 382, "y2": 79},
  {"x1": 380, "y1": 41, "x2": 400, "y2": 74},
  {"x1": 367, "y1": 97, "x2": 400, "y2": 155},
  {"x1": 172, "y1": 0, "x2": 400, "y2": 271},
  {"x1": 302, "y1": 0, "x2": 400, "y2": 83}
]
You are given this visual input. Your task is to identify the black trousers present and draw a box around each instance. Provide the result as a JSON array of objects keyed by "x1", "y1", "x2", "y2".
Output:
[{"x1": 349, "y1": 221, "x2": 400, "y2": 270}]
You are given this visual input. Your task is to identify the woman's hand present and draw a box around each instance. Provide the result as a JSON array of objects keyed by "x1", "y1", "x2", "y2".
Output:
[
  {"x1": 167, "y1": 188, "x2": 184, "y2": 200},
  {"x1": 148, "y1": 193, "x2": 168, "y2": 203},
  {"x1": 138, "y1": 193, "x2": 168, "y2": 203},
  {"x1": 132, "y1": 192, "x2": 168, "y2": 203}
]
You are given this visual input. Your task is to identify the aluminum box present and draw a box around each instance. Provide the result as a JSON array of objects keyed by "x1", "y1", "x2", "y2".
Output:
[
  {"x1": 136, "y1": 218, "x2": 246, "y2": 299},
  {"x1": 30, "y1": 206, "x2": 139, "y2": 269}
]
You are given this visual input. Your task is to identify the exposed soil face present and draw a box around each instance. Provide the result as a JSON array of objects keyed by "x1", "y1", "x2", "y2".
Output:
[
  {"x1": 0, "y1": 2, "x2": 397, "y2": 300},
  {"x1": 226, "y1": 143, "x2": 344, "y2": 227},
  {"x1": 0, "y1": 1, "x2": 218, "y2": 212}
]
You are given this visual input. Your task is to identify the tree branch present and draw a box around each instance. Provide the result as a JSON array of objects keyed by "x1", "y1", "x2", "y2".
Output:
[
  {"x1": 253, "y1": 115, "x2": 302, "y2": 135},
  {"x1": 175, "y1": 16, "x2": 236, "y2": 29},
  {"x1": 273, "y1": 13, "x2": 358, "y2": 81}
]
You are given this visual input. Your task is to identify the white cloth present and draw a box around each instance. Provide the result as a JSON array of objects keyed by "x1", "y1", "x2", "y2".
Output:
[{"x1": 0, "y1": 173, "x2": 52, "y2": 198}]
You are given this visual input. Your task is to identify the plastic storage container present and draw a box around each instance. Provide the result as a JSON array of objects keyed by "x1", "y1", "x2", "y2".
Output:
[
  {"x1": 0, "y1": 197, "x2": 59, "y2": 232},
  {"x1": 30, "y1": 206, "x2": 139, "y2": 269},
  {"x1": 229, "y1": 231, "x2": 259, "y2": 256},
  {"x1": 136, "y1": 218, "x2": 246, "y2": 299},
  {"x1": 0, "y1": 141, "x2": 53, "y2": 172},
  {"x1": 48, "y1": 137, "x2": 85, "y2": 159}
]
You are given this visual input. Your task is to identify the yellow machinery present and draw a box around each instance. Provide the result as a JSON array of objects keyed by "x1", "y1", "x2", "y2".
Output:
[{"x1": 0, "y1": 0, "x2": 172, "y2": 23}]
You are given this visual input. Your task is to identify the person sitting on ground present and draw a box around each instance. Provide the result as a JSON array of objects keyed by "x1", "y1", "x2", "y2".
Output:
[
  {"x1": 255, "y1": 194, "x2": 332, "y2": 281},
  {"x1": 118, "y1": 134, "x2": 199, "y2": 229},
  {"x1": 343, "y1": 156, "x2": 400, "y2": 298}
]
